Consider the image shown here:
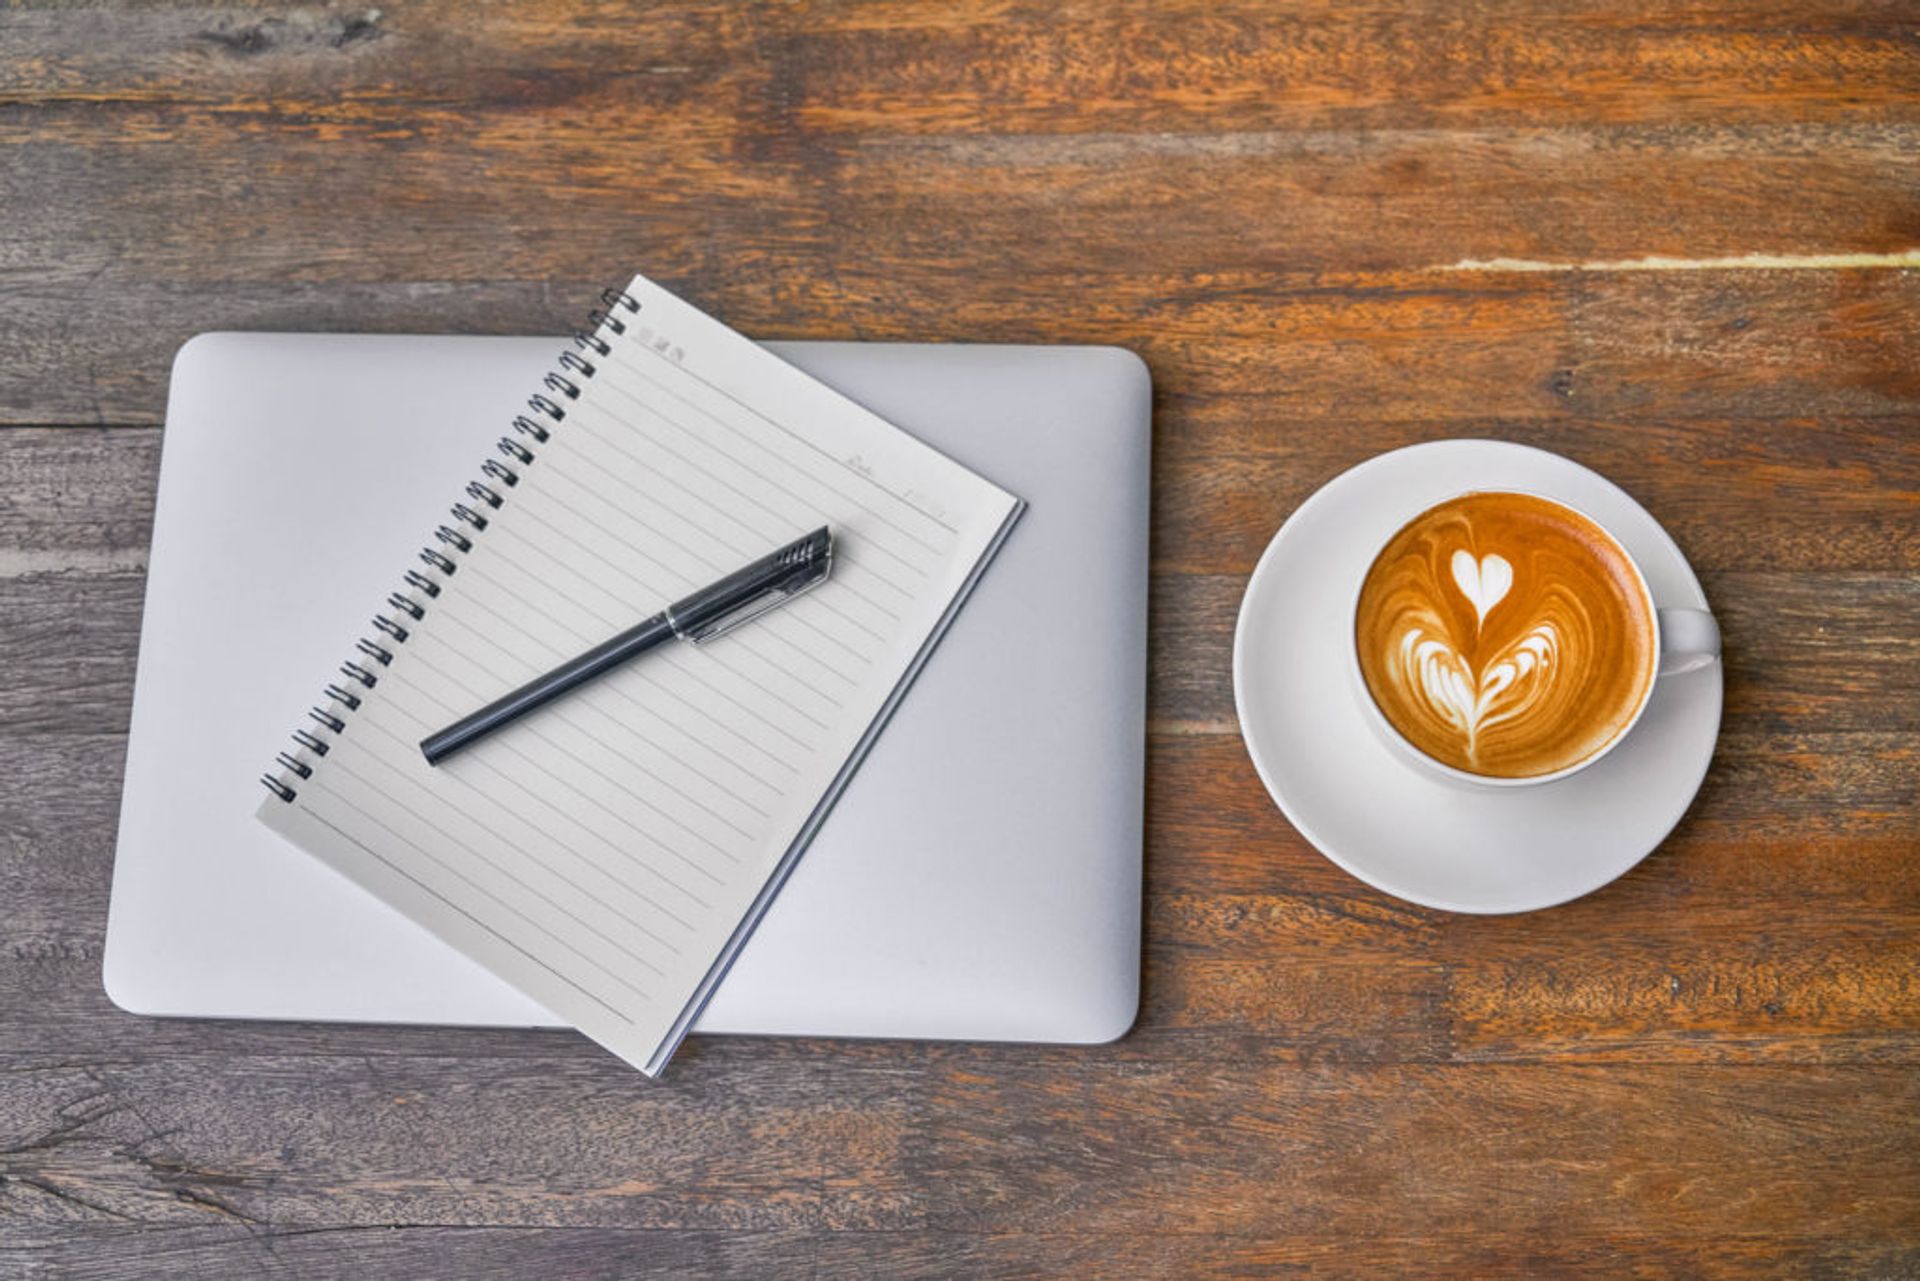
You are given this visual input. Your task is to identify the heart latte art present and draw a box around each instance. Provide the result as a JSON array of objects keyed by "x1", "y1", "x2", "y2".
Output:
[{"x1": 1355, "y1": 493, "x2": 1657, "y2": 779}]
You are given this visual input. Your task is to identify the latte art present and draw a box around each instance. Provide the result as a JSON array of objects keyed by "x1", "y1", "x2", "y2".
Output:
[
  {"x1": 1355, "y1": 493, "x2": 1656, "y2": 779},
  {"x1": 1451, "y1": 550, "x2": 1512, "y2": 625},
  {"x1": 1397, "y1": 620, "x2": 1558, "y2": 759}
]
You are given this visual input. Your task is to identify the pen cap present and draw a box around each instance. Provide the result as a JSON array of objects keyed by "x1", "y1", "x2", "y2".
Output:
[{"x1": 667, "y1": 526, "x2": 833, "y2": 645}]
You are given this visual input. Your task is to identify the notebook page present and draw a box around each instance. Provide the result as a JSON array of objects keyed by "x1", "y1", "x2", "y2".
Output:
[{"x1": 259, "y1": 274, "x2": 1022, "y2": 1074}]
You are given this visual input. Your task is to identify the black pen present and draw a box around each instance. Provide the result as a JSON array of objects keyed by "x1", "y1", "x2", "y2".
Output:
[{"x1": 420, "y1": 526, "x2": 833, "y2": 766}]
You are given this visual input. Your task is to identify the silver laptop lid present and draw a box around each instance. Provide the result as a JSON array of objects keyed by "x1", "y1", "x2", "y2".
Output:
[{"x1": 107, "y1": 335, "x2": 1149, "y2": 1044}]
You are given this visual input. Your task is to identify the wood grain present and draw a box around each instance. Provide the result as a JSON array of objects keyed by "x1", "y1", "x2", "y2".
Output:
[
  {"x1": 2, "y1": 0, "x2": 1916, "y2": 1275},
  {"x1": 5, "y1": 1228, "x2": 1919, "y2": 1281}
]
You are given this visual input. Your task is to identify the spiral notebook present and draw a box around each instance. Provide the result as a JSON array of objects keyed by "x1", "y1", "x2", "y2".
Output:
[{"x1": 256, "y1": 274, "x2": 1023, "y2": 1076}]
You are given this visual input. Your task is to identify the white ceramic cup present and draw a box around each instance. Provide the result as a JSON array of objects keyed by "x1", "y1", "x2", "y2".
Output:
[{"x1": 1349, "y1": 490, "x2": 1720, "y2": 788}]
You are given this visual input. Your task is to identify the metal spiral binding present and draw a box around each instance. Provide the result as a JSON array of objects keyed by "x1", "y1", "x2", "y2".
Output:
[{"x1": 258, "y1": 288, "x2": 637, "y2": 801}]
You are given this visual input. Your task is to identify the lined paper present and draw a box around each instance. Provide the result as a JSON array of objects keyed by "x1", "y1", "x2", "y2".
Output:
[{"x1": 259, "y1": 275, "x2": 1022, "y2": 1074}]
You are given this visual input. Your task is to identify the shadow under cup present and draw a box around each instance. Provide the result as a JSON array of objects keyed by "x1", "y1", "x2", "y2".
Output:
[{"x1": 1350, "y1": 490, "x2": 1721, "y2": 788}]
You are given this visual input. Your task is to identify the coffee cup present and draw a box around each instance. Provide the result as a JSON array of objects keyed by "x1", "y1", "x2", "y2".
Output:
[{"x1": 1349, "y1": 490, "x2": 1718, "y2": 788}]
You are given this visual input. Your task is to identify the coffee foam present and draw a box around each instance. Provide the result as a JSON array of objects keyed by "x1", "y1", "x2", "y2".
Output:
[{"x1": 1355, "y1": 493, "x2": 1656, "y2": 778}]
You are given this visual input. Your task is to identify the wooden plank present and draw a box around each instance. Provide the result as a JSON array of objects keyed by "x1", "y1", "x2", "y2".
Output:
[
  {"x1": 0, "y1": 1226, "x2": 826, "y2": 1281},
  {"x1": 6, "y1": 267, "x2": 1916, "y2": 426},
  {"x1": 1, "y1": 1057, "x2": 1914, "y2": 1244},
  {"x1": 908, "y1": 1061, "x2": 1920, "y2": 1238},
  {"x1": 0, "y1": 283, "x2": 590, "y2": 430},
  {"x1": 817, "y1": 1228, "x2": 1920, "y2": 1280},
  {"x1": 9, "y1": 117, "x2": 1915, "y2": 284},
  {"x1": 0, "y1": 1055, "x2": 923, "y2": 1231},
  {"x1": 832, "y1": 1232, "x2": 1920, "y2": 1278},
  {"x1": 792, "y1": 267, "x2": 1920, "y2": 420},
  {"x1": 7, "y1": 1, "x2": 1915, "y2": 131},
  {"x1": 816, "y1": 127, "x2": 1920, "y2": 276},
  {"x1": 774, "y1": 1, "x2": 1920, "y2": 134},
  {"x1": 1147, "y1": 727, "x2": 1920, "y2": 876},
  {"x1": 5, "y1": 1224, "x2": 1916, "y2": 1280},
  {"x1": 1154, "y1": 414, "x2": 1920, "y2": 575},
  {"x1": 1445, "y1": 926, "x2": 1920, "y2": 1064},
  {"x1": 0, "y1": 427, "x2": 157, "y2": 559},
  {"x1": 0, "y1": 573, "x2": 142, "y2": 736},
  {"x1": 0, "y1": 733, "x2": 125, "y2": 935}
]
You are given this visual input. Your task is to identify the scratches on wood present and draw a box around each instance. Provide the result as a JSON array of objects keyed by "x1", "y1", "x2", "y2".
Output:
[
  {"x1": 0, "y1": 549, "x2": 148, "y2": 577},
  {"x1": 1442, "y1": 249, "x2": 1920, "y2": 273}
]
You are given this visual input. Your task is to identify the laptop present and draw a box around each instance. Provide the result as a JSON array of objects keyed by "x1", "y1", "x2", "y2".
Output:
[{"x1": 105, "y1": 333, "x2": 1150, "y2": 1045}]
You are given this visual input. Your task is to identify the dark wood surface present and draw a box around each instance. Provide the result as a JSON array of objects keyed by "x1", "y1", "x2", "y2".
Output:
[{"x1": 4, "y1": 2, "x2": 1917, "y2": 1276}]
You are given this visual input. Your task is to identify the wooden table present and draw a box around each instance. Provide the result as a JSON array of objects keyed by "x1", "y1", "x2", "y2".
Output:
[{"x1": 4, "y1": 3, "x2": 1916, "y2": 1275}]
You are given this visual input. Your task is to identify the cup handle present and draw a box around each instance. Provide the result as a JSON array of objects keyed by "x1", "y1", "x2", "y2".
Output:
[{"x1": 1659, "y1": 607, "x2": 1721, "y2": 676}]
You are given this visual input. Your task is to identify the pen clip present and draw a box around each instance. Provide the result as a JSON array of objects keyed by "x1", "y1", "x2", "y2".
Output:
[
  {"x1": 667, "y1": 527, "x2": 835, "y2": 645},
  {"x1": 677, "y1": 561, "x2": 830, "y2": 644}
]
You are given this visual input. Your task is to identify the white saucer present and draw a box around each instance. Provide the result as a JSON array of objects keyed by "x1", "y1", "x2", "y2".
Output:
[{"x1": 1232, "y1": 440, "x2": 1722, "y2": 914}]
